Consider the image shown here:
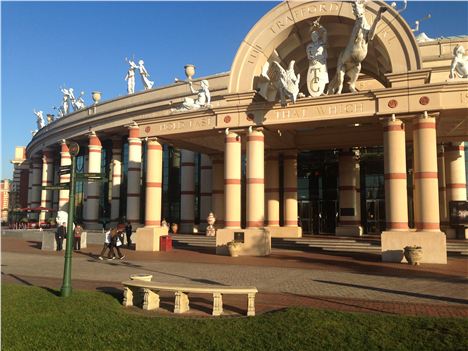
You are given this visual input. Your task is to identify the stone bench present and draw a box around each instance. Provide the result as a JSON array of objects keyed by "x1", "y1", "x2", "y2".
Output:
[{"x1": 122, "y1": 280, "x2": 258, "y2": 316}]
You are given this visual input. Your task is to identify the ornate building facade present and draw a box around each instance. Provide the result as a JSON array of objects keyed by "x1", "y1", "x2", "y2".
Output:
[{"x1": 16, "y1": 1, "x2": 467, "y2": 263}]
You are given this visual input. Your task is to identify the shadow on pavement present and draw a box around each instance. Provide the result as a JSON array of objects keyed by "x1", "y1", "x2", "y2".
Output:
[{"x1": 314, "y1": 279, "x2": 468, "y2": 305}]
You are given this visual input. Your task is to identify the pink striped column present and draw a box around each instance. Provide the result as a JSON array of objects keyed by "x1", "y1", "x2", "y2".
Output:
[
  {"x1": 27, "y1": 160, "x2": 33, "y2": 207},
  {"x1": 200, "y1": 154, "x2": 212, "y2": 231},
  {"x1": 126, "y1": 124, "x2": 142, "y2": 225},
  {"x1": 224, "y1": 132, "x2": 241, "y2": 229},
  {"x1": 84, "y1": 132, "x2": 102, "y2": 228},
  {"x1": 110, "y1": 138, "x2": 123, "y2": 224},
  {"x1": 246, "y1": 129, "x2": 264, "y2": 228},
  {"x1": 444, "y1": 142, "x2": 466, "y2": 237},
  {"x1": 144, "y1": 138, "x2": 163, "y2": 227},
  {"x1": 283, "y1": 151, "x2": 298, "y2": 227},
  {"x1": 30, "y1": 156, "x2": 42, "y2": 209},
  {"x1": 211, "y1": 154, "x2": 224, "y2": 227},
  {"x1": 413, "y1": 114, "x2": 440, "y2": 231},
  {"x1": 384, "y1": 119, "x2": 409, "y2": 231},
  {"x1": 58, "y1": 141, "x2": 71, "y2": 211},
  {"x1": 437, "y1": 145, "x2": 448, "y2": 228},
  {"x1": 265, "y1": 152, "x2": 280, "y2": 227},
  {"x1": 180, "y1": 150, "x2": 195, "y2": 233},
  {"x1": 445, "y1": 142, "x2": 467, "y2": 204},
  {"x1": 39, "y1": 150, "x2": 54, "y2": 222}
]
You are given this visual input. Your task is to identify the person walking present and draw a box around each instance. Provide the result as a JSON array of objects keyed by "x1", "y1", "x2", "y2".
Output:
[
  {"x1": 73, "y1": 223, "x2": 83, "y2": 251},
  {"x1": 98, "y1": 229, "x2": 112, "y2": 260},
  {"x1": 125, "y1": 221, "x2": 133, "y2": 248},
  {"x1": 55, "y1": 222, "x2": 66, "y2": 251},
  {"x1": 108, "y1": 228, "x2": 125, "y2": 260}
]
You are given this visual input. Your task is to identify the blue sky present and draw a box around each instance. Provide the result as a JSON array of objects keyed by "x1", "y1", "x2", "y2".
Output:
[{"x1": 2, "y1": 1, "x2": 468, "y2": 179}]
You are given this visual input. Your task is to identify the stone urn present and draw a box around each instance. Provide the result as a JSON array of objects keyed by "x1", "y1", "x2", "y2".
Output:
[
  {"x1": 184, "y1": 64, "x2": 196, "y2": 80},
  {"x1": 91, "y1": 91, "x2": 102, "y2": 104},
  {"x1": 206, "y1": 212, "x2": 216, "y2": 237},
  {"x1": 404, "y1": 246, "x2": 423, "y2": 265},
  {"x1": 227, "y1": 241, "x2": 241, "y2": 257},
  {"x1": 171, "y1": 223, "x2": 178, "y2": 234}
]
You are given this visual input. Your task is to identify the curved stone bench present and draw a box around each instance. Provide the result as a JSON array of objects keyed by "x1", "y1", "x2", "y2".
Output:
[{"x1": 122, "y1": 280, "x2": 258, "y2": 316}]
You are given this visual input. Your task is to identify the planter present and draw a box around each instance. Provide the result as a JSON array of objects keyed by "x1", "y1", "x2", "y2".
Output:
[
  {"x1": 404, "y1": 246, "x2": 423, "y2": 265},
  {"x1": 227, "y1": 242, "x2": 241, "y2": 257}
]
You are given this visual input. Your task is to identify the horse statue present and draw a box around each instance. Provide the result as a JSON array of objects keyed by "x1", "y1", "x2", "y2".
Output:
[{"x1": 327, "y1": 0, "x2": 386, "y2": 94}]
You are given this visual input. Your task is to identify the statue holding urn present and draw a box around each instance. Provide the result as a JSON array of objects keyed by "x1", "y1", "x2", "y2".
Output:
[{"x1": 206, "y1": 212, "x2": 216, "y2": 237}]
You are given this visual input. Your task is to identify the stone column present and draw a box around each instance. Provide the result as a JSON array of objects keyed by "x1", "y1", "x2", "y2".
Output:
[
  {"x1": 211, "y1": 154, "x2": 224, "y2": 228},
  {"x1": 283, "y1": 151, "x2": 298, "y2": 226},
  {"x1": 39, "y1": 150, "x2": 54, "y2": 222},
  {"x1": 126, "y1": 124, "x2": 142, "y2": 225},
  {"x1": 52, "y1": 163, "x2": 59, "y2": 211},
  {"x1": 336, "y1": 150, "x2": 362, "y2": 236},
  {"x1": 200, "y1": 154, "x2": 212, "y2": 231},
  {"x1": 145, "y1": 138, "x2": 163, "y2": 226},
  {"x1": 111, "y1": 138, "x2": 123, "y2": 224},
  {"x1": 444, "y1": 142, "x2": 467, "y2": 238},
  {"x1": 437, "y1": 145, "x2": 448, "y2": 229},
  {"x1": 133, "y1": 138, "x2": 168, "y2": 252},
  {"x1": 224, "y1": 132, "x2": 241, "y2": 228},
  {"x1": 30, "y1": 156, "x2": 42, "y2": 209},
  {"x1": 27, "y1": 160, "x2": 33, "y2": 207},
  {"x1": 266, "y1": 152, "x2": 280, "y2": 227},
  {"x1": 246, "y1": 129, "x2": 264, "y2": 228},
  {"x1": 59, "y1": 141, "x2": 71, "y2": 212},
  {"x1": 84, "y1": 132, "x2": 102, "y2": 229},
  {"x1": 382, "y1": 114, "x2": 446, "y2": 264},
  {"x1": 413, "y1": 114, "x2": 440, "y2": 231},
  {"x1": 180, "y1": 150, "x2": 195, "y2": 233},
  {"x1": 383, "y1": 119, "x2": 409, "y2": 230}
]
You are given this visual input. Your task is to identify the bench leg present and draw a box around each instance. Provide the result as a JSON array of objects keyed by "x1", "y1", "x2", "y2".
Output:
[
  {"x1": 247, "y1": 293, "x2": 256, "y2": 317},
  {"x1": 143, "y1": 288, "x2": 160, "y2": 311},
  {"x1": 123, "y1": 287, "x2": 133, "y2": 307},
  {"x1": 174, "y1": 291, "x2": 190, "y2": 313},
  {"x1": 212, "y1": 293, "x2": 223, "y2": 316}
]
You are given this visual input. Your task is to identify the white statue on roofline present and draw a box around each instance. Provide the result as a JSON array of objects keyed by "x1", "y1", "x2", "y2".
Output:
[{"x1": 449, "y1": 45, "x2": 468, "y2": 79}]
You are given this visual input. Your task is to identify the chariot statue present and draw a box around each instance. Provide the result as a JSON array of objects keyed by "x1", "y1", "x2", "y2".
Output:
[
  {"x1": 327, "y1": 0, "x2": 386, "y2": 95},
  {"x1": 259, "y1": 60, "x2": 300, "y2": 106}
]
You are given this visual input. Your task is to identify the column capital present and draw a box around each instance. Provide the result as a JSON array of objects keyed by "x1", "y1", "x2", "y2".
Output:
[{"x1": 88, "y1": 131, "x2": 102, "y2": 147}]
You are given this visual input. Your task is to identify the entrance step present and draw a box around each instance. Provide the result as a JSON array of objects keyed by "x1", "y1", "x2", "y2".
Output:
[{"x1": 169, "y1": 233, "x2": 468, "y2": 256}]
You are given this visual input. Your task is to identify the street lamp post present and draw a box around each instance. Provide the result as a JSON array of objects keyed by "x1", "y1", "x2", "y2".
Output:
[{"x1": 60, "y1": 142, "x2": 80, "y2": 297}]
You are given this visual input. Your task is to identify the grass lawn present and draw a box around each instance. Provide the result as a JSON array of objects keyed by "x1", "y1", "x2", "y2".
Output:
[{"x1": 2, "y1": 284, "x2": 467, "y2": 351}]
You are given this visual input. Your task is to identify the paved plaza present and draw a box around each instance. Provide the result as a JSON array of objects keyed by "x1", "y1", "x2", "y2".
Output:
[{"x1": 2, "y1": 236, "x2": 467, "y2": 317}]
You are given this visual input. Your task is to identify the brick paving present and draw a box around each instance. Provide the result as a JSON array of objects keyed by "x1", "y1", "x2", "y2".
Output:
[{"x1": 1, "y1": 237, "x2": 467, "y2": 318}]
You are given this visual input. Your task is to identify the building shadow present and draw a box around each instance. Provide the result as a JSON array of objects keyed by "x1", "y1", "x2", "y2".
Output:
[{"x1": 313, "y1": 279, "x2": 468, "y2": 305}]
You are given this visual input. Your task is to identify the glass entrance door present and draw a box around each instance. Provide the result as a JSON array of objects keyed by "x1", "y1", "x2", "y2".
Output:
[
  {"x1": 318, "y1": 200, "x2": 338, "y2": 234},
  {"x1": 365, "y1": 199, "x2": 386, "y2": 234}
]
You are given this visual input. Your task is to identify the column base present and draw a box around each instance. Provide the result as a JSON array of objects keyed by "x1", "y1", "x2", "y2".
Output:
[
  {"x1": 381, "y1": 231, "x2": 447, "y2": 264},
  {"x1": 134, "y1": 226, "x2": 169, "y2": 252},
  {"x1": 180, "y1": 223, "x2": 195, "y2": 234},
  {"x1": 443, "y1": 227, "x2": 468, "y2": 239},
  {"x1": 267, "y1": 226, "x2": 302, "y2": 238},
  {"x1": 216, "y1": 228, "x2": 271, "y2": 256},
  {"x1": 335, "y1": 225, "x2": 363, "y2": 237},
  {"x1": 82, "y1": 221, "x2": 103, "y2": 230}
]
